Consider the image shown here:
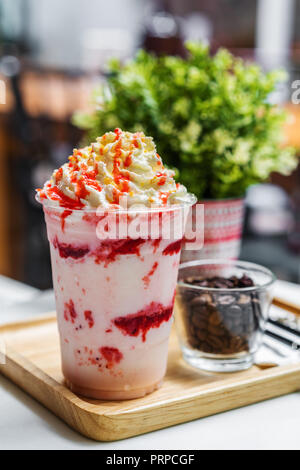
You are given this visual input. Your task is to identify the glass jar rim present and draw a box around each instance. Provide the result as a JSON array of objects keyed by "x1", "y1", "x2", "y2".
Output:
[{"x1": 178, "y1": 259, "x2": 276, "y2": 292}]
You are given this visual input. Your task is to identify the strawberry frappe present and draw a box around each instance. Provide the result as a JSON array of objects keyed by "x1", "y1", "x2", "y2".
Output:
[{"x1": 37, "y1": 129, "x2": 195, "y2": 400}]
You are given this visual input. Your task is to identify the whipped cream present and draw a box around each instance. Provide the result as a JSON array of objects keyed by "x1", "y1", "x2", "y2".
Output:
[{"x1": 37, "y1": 128, "x2": 194, "y2": 209}]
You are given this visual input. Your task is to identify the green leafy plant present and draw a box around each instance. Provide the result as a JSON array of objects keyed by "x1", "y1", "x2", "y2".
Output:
[{"x1": 73, "y1": 42, "x2": 297, "y2": 199}]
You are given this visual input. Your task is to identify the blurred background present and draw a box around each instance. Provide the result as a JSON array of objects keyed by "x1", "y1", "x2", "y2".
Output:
[{"x1": 0, "y1": 0, "x2": 300, "y2": 290}]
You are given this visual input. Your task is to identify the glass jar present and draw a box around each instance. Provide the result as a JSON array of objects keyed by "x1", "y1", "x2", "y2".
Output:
[{"x1": 175, "y1": 260, "x2": 276, "y2": 372}]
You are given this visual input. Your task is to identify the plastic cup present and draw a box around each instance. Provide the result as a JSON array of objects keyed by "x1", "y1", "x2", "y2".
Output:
[{"x1": 39, "y1": 200, "x2": 193, "y2": 399}]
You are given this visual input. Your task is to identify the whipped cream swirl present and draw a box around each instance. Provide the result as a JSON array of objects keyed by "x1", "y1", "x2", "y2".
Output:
[{"x1": 37, "y1": 129, "x2": 194, "y2": 209}]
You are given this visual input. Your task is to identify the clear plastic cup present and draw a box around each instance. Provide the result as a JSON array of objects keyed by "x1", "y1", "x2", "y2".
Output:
[{"x1": 39, "y1": 199, "x2": 193, "y2": 399}]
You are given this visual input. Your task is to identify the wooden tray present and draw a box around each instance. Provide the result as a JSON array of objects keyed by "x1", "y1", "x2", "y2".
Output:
[{"x1": 0, "y1": 313, "x2": 300, "y2": 442}]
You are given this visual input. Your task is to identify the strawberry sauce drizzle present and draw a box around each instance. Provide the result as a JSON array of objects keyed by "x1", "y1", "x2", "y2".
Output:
[
  {"x1": 152, "y1": 238, "x2": 161, "y2": 253},
  {"x1": 158, "y1": 192, "x2": 170, "y2": 205},
  {"x1": 114, "y1": 300, "x2": 174, "y2": 342},
  {"x1": 37, "y1": 128, "x2": 182, "y2": 212},
  {"x1": 156, "y1": 172, "x2": 167, "y2": 186},
  {"x1": 163, "y1": 239, "x2": 182, "y2": 256},
  {"x1": 124, "y1": 152, "x2": 132, "y2": 167},
  {"x1": 142, "y1": 261, "x2": 158, "y2": 288},
  {"x1": 61, "y1": 210, "x2": 72, "y2": 232},
  {"x1": 52, "y1": 236, "x2": 90, "y2": 259},
  {"x1": 99, "y1": 347, "x2": 123, "y2": 369},
  {"x1": 42, "y1": 186, "x2": 84, "y2": 210},
  {"x1": 111, "y1": 128, "x2": 131, "y2": 201},
  {"x1": 82, "y1": 213, "x2": 105, "y2": 226},
  {"x1": 64, "y1": 299, "x2": 77, "y2": 323},
  {"x1": 94, "y1": 238, "x2": 145, "y2": 265},
  {"x1": 84, "y1": 310, "x2": 94, "y2": 329}
]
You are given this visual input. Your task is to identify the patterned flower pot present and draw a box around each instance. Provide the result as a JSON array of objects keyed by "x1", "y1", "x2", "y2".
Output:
[{"x1": 181, "y1": 198, "x2": 245, "y2": 263}]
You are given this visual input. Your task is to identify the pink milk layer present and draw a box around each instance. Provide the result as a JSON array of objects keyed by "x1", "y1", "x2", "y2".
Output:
[{"x1": 44, "y1": 206, "x2": 187, "y2": 400}]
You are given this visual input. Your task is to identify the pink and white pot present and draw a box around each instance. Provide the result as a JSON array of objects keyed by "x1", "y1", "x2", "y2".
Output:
[{"x1": 181, "y1": 198, "x2": 245, "y2": 263}]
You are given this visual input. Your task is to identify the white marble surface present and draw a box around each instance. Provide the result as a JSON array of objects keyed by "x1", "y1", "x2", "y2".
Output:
[{"x1": 0, "y1": 278, "x2": 299, "y2": 450}]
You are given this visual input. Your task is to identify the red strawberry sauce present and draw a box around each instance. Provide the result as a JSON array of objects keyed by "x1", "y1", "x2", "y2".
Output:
[
  {"x1": 114, "y1": 300, "x2": 174, "y2": 342},
  {"x1": 162, "y1": 239, "x2": 182, "y2": 256},
  {"x1": 64, "y1": 299, "x2": 77, "y2": 323},
  {"x1": 52, "y1": 236, "x2": 90, "y2": 259},
  {"x1": 142, "y1": 262, "x2": 158, "y2": 288},
  {"x1": 94, "y1": 238, "x2": 145, "y2": 265},
  {"x1": 84, "y1": 310, "x2": 94, "y2": 329},
  {"x1": 40, "y1": 185, "x2": 85, "y2": 210},
  {"x1": 61, "y1": 210, "x2": 72, "y2": 232},
  {"x1": 100, "y1": 347, "x2": 123, "y2": 369}
]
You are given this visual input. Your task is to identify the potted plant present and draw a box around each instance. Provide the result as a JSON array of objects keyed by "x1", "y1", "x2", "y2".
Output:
[{"x1": 73, "y1": 42, "x2": 297, "y2": 260}]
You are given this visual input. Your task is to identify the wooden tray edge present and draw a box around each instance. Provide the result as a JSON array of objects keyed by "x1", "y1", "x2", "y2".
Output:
[
  {"x1": 0, "y1": 312, "x2": 56, "y2": 333},
  {"x1": 1, "y1": 347, "x2": 300, "y2": 441}
]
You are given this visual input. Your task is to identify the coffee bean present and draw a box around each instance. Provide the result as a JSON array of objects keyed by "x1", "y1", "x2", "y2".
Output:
[
  {"x1": 222, "y1": 278, "x2": 237, "y2": 288},
  {"x1": 238, "y1": 274, "x2": 254, "y2": 288},
  {"x1": 222, "y1": 347, "x2": 235, "y2": 355},
  {"x1": 201, "y1": 342, "x2": 213, "y2": 353},
  {"x1": 207, "y1": 324, "x2": 225, "y2": 337},
  {"x1": 208, "y1": 311, "x2": 222, "y2": 326},
  {"x1": 188, "y1": 337, "x2": 200, "y2": 349},
  {"x1": 191, "y1": 278, "x2": 209, "y2": 287},
  {"x1": 206, "y1": 334, "x2": 224, "y2": 350},
  {"x1": 187, "y1": 322, "x2": 196, "y2": 334},
  {"x1": 182, "y1": 289, "x2": 199, "y2": 302},
  {"x1": 195, "y1": 329, "x2": 208, "y2": 341},
  {"x1": 215, "y1": 281, "x2": 230, "y2": 289},
  {"x1": 228, "y1": 276, "x2": 239, "y2": 287},
  {"x1": 200, "y1": 293, "x2": 213, "y2": 304},
  {"x1": 190, "y1": 294, "x2": 212, "y2": 307},
  {"x1": 191, "y1": 313, "x2": 207, "y2": 329},
  {"x1": 230, "y1": 336, "x2": 243, "y2": 351}
]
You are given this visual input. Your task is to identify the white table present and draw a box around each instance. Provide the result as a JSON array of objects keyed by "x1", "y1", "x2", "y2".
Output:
[{"x1": 0, "y1": 276, "x2": 299, "y2": 450}]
